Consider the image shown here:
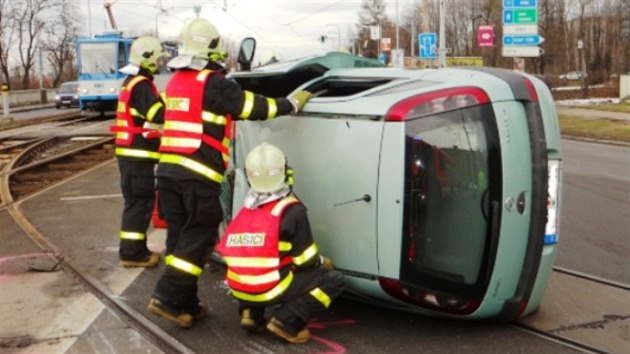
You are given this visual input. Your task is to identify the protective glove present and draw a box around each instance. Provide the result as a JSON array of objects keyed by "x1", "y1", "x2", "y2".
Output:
[
  {"x1": 317, "y1": 254, "x2": 334, "y2": 270},
  {"x1": 288, "y1": 90, "x2": 312, "y2": 114}
]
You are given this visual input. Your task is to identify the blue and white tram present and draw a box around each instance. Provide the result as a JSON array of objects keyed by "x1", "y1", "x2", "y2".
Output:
[
  {"x1": 76, "y1": 32, "x2": 132, "y2": 112},
  {"x1": 76, "y1": 32, "x2": 176, "y2": 113}
]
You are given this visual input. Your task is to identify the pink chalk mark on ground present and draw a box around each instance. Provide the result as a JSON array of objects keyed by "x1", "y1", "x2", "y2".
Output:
[{"x1": 307, "y1": 319, "x2": 355, "y2": 354}]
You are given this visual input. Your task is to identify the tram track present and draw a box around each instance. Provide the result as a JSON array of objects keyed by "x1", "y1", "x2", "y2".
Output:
[
  {"x1": 0, "y1": 118, "x2": 627, "y2": 353},
  {"x1": 0, "y1": 131, "x2": 196, "y2": 353}
]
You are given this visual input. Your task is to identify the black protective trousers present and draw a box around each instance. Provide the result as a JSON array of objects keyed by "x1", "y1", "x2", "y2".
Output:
[
  {"x1": 117, "y1": 159, "x2": 156, "y2": 260},
  {"x1": 153, "y1": 176, "x2": 223, "y2": 308},
  {"x1": 240, "y1": 266, "x2": 346, "y2": 329}
]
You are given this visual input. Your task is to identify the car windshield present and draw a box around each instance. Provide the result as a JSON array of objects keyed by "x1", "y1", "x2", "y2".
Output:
[
  {"x1": 59, "y1": 83, "x2": 77, "y2": 93},
  {"x1": 79, "y1": 42, "x2": 117, "y2": 75},
  {"x1": 400, "y1": 103, "x2": 501, "y2": 297}
]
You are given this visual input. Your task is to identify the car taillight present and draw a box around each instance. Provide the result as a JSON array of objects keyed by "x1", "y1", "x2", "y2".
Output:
[
  {"x1": 378, "y1": 277, "x2": 480, "y2": 315},
  {"x1": 545, "y1": 160, "x2": 561, "y2": 245},
  {"x1": 385, "y1": 87, "x2": 490, "y2": 121},
  {"x1": 521, "y1": 77, "x2": 539, "y2": 102}
]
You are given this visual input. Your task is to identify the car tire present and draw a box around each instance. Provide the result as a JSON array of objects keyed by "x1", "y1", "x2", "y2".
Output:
[{"x1": 56, "y1": 105, "x2": 60, "y2": 109}]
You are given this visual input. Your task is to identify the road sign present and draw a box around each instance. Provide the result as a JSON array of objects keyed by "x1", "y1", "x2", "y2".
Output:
[
  {"x1": 478, "y1": 26, "x2": 495, "y2": 47},
  {"x1": 418, "y1": 32, "x2": 437, "y2": 59},
  {"x1": 503, "y1": 9, "x2": 538, "y2": 24},
  {"x1": 503, "y1": 24, "x2": 538, "y2": 34},
  {"x1": 503, "y1": 34, "x2": 544, "y2": 46},
  {"x1": 502, "y1": 46, "x2": 544, "y2": 57},
  {"x1": 391, "y1": 49, "x2": 404, "y2": 68},
  {"x1": 503, "y1": 0, "x2": 537, "y2": 7}
]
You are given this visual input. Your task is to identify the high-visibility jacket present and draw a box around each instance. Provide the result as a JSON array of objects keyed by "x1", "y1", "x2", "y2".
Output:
[
  {"x1": 216, "y1": 196, "x2": 301, "y2": 302},
  {"x1": 159, "y1": 69, "x2": 232, "y2": 184},
  {"x1": 110, "y1": 75, "x2": 162, "y2": 160}
]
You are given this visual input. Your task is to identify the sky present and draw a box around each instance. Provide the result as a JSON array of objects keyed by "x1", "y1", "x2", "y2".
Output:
[{"x1": 78, "y1": 0, "x2": 410, "y2": 61}]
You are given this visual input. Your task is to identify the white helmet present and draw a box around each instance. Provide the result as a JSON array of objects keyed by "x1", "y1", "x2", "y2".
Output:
[
  {"x1": 179, "y1": 18, "x2": 222, "y2": 59},
  {"x1": 245, "y1": 143, "x2": 287, "y2": 193},
  {"x1": 126, "y1": 36, "x2": 170, "y2": 74}
]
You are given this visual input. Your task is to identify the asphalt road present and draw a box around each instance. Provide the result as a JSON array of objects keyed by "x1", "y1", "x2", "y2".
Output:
[{"x1": 555, "y1": 139, "x2": 630, "y2": 284}]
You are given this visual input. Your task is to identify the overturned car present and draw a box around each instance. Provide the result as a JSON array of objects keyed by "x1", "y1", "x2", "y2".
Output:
[{"x1": 221, "y1": 39, "x2": 562, "y2": 321}]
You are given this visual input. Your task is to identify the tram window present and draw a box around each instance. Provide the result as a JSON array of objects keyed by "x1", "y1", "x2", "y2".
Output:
[
  {"x1": 79, "y1": 42, "x2": 117, "y2": 75},
  {"x1": 118, "y1": 42, "x2": 128, "y2": 71},
  {"x1": 401, "y1": 104, "x2": 497, "y2": 288}
]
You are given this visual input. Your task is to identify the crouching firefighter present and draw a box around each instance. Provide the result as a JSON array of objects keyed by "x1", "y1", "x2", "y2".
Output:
[
  {"x1": 110, "y1": 36, "x2": 170, "y2": 268},
  {"x1": 216, "y1": 142, "x2": 345, "y2": 344}
]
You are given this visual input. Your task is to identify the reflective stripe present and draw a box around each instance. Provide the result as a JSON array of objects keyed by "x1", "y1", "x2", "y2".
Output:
[
  {"x1": 239, "y1": 91, "x2": 254, "y2": 119},
  {"x1": 293, "y1": 243, "x2": 318, "y2": 266},
  {"x1": 231, "y1": 271, "x2": 293, "y2": 302},
  {"x1": 130, "y1": 107, "x2": 145, "y2": 119},
  {"x1": 201, "y1": 111, "x2": 227, "y2": 125},
  {"x1": 164, "y1": 120, "x2": 201, "y2": 133},
  {"x1": 117, "y1": 101, "x2": 126, "y2": 112},
  {"x1": 222, "y1": 256, "x2": 279, "y2": 268},
  {"x1": 196, "y1": 69, "x2": 212, "y2": 81},
  {"x1": 266, "y1": 98, "x2": 277, "y2": 119},
  {"x1": 309, "y1": 287, "x2": 332, "y2": 308},
  {"x1": 165, "y1": 254, "x2": 203, "y2": 276},
  {"x1": 279, "y1": 241, "x2": 291, "y2": 252},
  {"x1": 271, "y1": 196, "x2": 299, "y2": 216},
  {"x1": 115, "y1": 147, "x2": 161, "y2": 160},
  {"x1": 161, "y1": 137, "x2": 200, "y2": 149},
  {"x1": 226, "y1": 269, "x2": 280, "y2": 285},
  {"x1": 159, "y1": 153, "x2": 224, "y2": 183},
  {"x1": 146, "y1": 101, "x2": 164, "y2": 122},
  {"x1": 119, "y1": 231, "x2": 145, "y2": 240}
]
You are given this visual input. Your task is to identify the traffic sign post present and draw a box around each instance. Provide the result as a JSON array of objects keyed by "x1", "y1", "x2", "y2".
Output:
[
  {"x1": 502, "y1": 0, "x2": 541, "y2": 58},
  {"x1": 418, "y1": 32, "x2": 437, "y2": 59}
]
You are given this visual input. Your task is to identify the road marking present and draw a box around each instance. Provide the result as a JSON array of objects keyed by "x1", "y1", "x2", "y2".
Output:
[{"x1": 60, "y1": 193, "x2": 122, "y2": 201}]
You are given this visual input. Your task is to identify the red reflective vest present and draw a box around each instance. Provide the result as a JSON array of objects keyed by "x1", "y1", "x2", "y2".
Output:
[
  {"x1": 110, "y1": 76, "x2": 160, "y2": 146},
  {"x1": 216, "y1": 196, "x2": 299, "y2": 298},
  {"x1": 160, "y1": 69, "x2": 232, "y2": 159}
]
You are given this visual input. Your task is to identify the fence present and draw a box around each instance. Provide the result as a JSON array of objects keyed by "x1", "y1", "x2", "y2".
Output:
[{"x1": 0, "y1": 88, "x2": 55, "y2": 109}]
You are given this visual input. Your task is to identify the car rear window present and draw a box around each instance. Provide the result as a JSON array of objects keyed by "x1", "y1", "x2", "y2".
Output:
[{"x1": 400, "y1": 103, "x2": 501, "y2": 297}]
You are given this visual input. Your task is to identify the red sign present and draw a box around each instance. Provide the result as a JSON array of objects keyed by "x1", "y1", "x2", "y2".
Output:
[{"x1": 478, "y1": 26, "x2": 495, "y2": 47}]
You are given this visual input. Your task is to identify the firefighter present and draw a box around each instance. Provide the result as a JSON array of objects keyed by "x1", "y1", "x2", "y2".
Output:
[
  {"x1": 111, "y1": 36, "x2": 170, "y2": 268},
  {"x1": 215, "y1": 142, "x2": 345, "y2": 343},
  {"x1": 146, "y1": 18, "x2": 312, "y2": 328}
]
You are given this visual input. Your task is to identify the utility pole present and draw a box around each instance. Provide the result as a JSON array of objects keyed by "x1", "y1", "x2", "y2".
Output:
[
  {"x1": 395, "y1": 0, "x2": 399, "y2": 50},
  {"x1": 438, "y1": 0, "x2": 446, "y2": 68}
]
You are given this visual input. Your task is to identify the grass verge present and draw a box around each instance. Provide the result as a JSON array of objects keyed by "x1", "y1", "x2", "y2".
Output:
[{"x1": 559, "y1": 115, "x2": 630, "y2": 143}]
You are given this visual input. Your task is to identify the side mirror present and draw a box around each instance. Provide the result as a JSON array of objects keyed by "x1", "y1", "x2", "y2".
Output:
[{"x1": 237, "y1": 37, "x2": 256, "y2": 72}]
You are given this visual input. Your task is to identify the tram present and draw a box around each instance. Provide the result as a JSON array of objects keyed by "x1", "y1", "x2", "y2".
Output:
[
  {"x1": 75, "y1": 32, "x2": 175, "y2": 113},
  {"x1": 223, "y1": 39, "x2": 563, "y2": 321}
]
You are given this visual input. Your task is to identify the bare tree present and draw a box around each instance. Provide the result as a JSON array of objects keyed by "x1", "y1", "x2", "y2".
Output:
[
  {"x1": 41, "y1": 1, "x2": 80, "y2": 87},
  {"x1": 14, "y1": 0, "x2": 58, "y2": 89},
  {"x1": 355, "y1": 0, "x2": 389, "y2": 58},
  {"x1": 0, "y1": 0, "x2": 18, "y2": 88}
]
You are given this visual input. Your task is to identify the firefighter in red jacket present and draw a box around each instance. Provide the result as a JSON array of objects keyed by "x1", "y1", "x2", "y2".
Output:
[
  {"x1": 216, "y1": 143, "x2": 345, "y2": 343},
  {"x1": 146, "y1": 18, "x2": 312, "y2": 328},
  {"x1": 111, "y1": 36, "x2": 170, "y2": 268}
]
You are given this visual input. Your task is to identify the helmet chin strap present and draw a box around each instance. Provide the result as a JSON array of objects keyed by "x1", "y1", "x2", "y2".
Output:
[{"x1": 243, "y1": 186, "x2": 291, "y2": 209}]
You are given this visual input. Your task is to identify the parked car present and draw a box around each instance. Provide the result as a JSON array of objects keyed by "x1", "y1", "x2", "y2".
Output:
[
  {"x1": 219, "y1": 38, "x2": 563, "y2": 321},
  {"x1": 54, "y1": 81, "x2": 79, "y2": 108},
  {"x1": 559, "y1": 71, "x2": 587, "y2": 81}
]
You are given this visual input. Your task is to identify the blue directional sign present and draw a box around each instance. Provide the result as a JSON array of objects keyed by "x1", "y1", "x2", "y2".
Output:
[
  {"x1": 503, "y1": 0, "x2": 537, "y2": 7},
  {"x1": 503, "y1": 34, "x2": 544, "y2": 46},
  {"x1": 418, "y1": 32, "x2": 437, "y2": 59}
]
